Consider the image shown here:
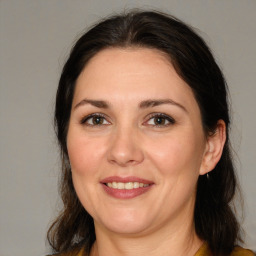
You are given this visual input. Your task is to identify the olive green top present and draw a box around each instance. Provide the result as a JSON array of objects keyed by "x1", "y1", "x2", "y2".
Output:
[
  {"x1": 60, "y1": 243, "x2": 254, "y2": 256},
  {"x1": 194, "y1": 243, "x2": 254, "y2": 256}
]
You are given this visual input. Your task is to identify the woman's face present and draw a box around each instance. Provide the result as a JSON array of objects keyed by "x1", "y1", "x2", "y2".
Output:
[{"x1": 67, "y1": 48, "x2": 209, "y2": 236}]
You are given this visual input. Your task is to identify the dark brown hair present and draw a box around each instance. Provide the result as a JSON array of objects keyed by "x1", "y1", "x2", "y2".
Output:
[{"x1": 48, "y1": 10, "x2": 241, "y2": 255}]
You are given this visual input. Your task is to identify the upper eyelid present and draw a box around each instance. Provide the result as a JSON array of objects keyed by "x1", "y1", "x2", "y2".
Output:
[
  {"x1": 79, "y1": 112, "x2": 175, "y2": 124},
  {"x1": 146, "y1": 112, "x2": 175, "y2": 121},
  {"x1": 80, "y1": 113, "x2": 110, "y2": 124},
  {"x1": 141, "y1": 113, "x2": 176, "y2": 128}
]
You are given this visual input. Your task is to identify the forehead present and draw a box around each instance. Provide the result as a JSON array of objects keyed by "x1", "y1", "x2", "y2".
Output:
[
  {"x1": 80, "y1": 47, "x2": 172, "y2": 79},
  {"x1": 74, "y1": 47, "x2": 198, "y2": 111}
]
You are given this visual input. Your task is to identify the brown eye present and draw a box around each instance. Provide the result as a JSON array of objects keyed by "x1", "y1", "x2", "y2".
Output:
[
  {"x1": 81, "y1": 114, "x2": 110, "y2": 126},
  {"x1": 154, "y1": 117, "x2": 167, "y2": 125},
  {"x1": 145, "y1": 113, "x2": 175, "y2": 127},
  {"x1": 92, "y1": 116, "x2": 104, "y2": 125}
]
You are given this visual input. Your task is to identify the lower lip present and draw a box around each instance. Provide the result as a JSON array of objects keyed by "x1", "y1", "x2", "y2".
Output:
[{"x1": 101, "y1": 184, "x2": 153, "y2": 199}]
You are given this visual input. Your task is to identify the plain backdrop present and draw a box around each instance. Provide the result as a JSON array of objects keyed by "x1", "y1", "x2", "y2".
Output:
[{"x1": 0, "y1": 1, "x2": 255, "y2": 255}]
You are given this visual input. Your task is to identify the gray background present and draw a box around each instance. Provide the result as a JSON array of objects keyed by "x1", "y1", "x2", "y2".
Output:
[{"x1": 0, "y1": 0, "x2": 255, "y2": 255}]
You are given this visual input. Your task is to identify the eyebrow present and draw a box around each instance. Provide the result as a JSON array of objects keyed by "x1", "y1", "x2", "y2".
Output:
[
  {"x1": 74, "y1": 99, "x2": 109, "y2": 109},
  {"x1": 139, "y1": 99, "x2": 187, "y2": 112},
  {"x1": 74, "y1": 98, "x2": 187, "y2": 112}
]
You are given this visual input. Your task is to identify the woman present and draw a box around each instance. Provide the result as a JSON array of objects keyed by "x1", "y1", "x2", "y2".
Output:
[{"x1": 47, "y1": 10, "x2": 254, "y2": 256}]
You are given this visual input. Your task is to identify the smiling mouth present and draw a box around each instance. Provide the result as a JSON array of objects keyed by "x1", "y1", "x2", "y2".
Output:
[
  {"x1": 101, "y1": 176, "x2": 154, "y2": 199},
  {"x1": 105, "y1": 182, "x2": 150, "y2": 190}
]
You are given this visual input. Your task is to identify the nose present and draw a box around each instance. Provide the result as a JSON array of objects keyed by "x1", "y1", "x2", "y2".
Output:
[{"x1": 107, "y1": 127, "x2": 144, "y2": 167}]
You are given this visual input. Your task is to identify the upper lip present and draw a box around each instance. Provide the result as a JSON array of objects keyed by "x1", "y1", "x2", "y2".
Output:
[{"x1": 100, "y1": 176, "x2": 154, "y2": 184}]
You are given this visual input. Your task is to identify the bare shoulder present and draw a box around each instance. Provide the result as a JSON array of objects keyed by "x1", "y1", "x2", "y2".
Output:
[{"x1": 231, "y1": 247, "x2": 255, "y2": 256}]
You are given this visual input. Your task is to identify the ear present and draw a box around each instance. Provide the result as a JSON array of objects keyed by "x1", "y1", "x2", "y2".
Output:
[{"x1": 199, "y1": 120, "x2": 226, "y2": 175}]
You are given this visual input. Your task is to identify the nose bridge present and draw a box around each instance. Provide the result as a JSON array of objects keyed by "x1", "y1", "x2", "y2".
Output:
[{"x1": 107, "y1": 122, "x2": 144, "y2": 166}]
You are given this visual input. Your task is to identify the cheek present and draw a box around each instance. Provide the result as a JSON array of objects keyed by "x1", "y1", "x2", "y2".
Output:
[
  {"x1": 67, "y1": 134, "x2": 104, "y2": 176},
  {"x1": 67, "y1": 133, "x2": 105, "y2": 215},
  {"x1": 147, "y1": 130, "x2": 205, "y2": 177}
]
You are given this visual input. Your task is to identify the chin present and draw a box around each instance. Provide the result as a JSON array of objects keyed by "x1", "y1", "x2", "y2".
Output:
[
  {"x1": 95, "y1": 209, "x2": 152, "y2": 235},
  {"x1": 102, "y1": 221, "x2": 150, "y2": 235}
]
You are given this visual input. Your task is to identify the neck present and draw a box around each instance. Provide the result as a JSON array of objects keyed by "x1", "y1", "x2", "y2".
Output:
[{"x1": 90, "y1": 217, "x2": 203, "y2": 256}]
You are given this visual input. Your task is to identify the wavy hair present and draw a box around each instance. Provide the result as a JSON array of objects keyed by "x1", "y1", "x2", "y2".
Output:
[{"x1": 47, "y1": 10, "x2": 241, "y2": 256}]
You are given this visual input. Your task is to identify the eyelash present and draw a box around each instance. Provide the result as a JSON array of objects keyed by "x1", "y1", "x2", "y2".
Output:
[
  {"x1": 80, "y1": 113, "x2": 175, "y2": 127},
  {"x1": 145, "y1": 113, "x2": 175, "y2": 127},
  {"x1": 80, "y1": 113, "x2": 110, "y2": 126}
]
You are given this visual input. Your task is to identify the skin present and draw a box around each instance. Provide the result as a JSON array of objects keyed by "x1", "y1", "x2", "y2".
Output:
[{"x1": 67, "y1": 48, "x2": 226, "y2": 256}]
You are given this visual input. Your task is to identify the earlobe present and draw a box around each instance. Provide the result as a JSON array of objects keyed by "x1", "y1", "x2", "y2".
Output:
[{"x1": 199, "y1": 120, "x2": 226, "y2": 175}]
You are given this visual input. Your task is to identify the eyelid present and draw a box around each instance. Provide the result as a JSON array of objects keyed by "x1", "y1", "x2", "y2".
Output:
[
  {"x1": 79, "y1": 112, "x2": 175, "y2": 127},
  {"x1": 80, "y1": 113, "x2": 111, "y2": 125},
  {"x1": 143, "y1": 113, "x2": 175, "y2": 127}
]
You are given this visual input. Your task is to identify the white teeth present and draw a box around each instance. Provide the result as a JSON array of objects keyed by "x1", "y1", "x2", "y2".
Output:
[
  {"x1": 117, "y1": 182, "x2": 125, "y2": 189},
  {"x1": 106, "y1": 182, "x2": 150, "y2": 190},
  {"x1": 133, "y1": 182, "x2": 139, "y2": 188},
  {"x1": 124, "y1": 182, "x2": 133, "y2": 189}
]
